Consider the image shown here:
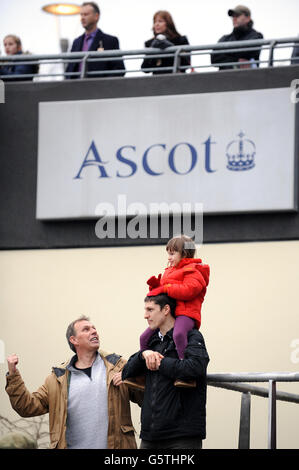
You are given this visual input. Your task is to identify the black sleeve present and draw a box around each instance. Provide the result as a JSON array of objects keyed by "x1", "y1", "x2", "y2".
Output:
[
  {"x1": 159, "y1": 332, "x2": 209, "y2": 380},
  {"x1": 128, "y1": 389, "x2": 144, "y2": 407},
  {"x1": 210, "y1": 35, "x2": 233, "y2": 66},
  {"x1": 237, "y1": 32, "x2": 264, "y2": 62},
  {"x1": 178, "y1": 36, "x2": 191, "y2": 70},
  {"x1": 121, "y1": 351, "x2": 147, "y2": 380},
  {"x1": 210, "y1": 34, "x2": 245, "y2": 67}
]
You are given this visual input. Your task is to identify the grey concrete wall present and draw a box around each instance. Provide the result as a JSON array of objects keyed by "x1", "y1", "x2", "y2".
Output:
[{"x1": 0, "y1": 66, "x2": 298, "y2": 249}]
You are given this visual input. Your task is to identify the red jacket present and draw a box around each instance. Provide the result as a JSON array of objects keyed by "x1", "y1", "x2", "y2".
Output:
[{"x1": 148, "y1": 258, "x2": 210, "y2": 328}]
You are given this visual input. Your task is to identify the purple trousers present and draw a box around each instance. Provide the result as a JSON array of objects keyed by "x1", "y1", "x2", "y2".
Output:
[{"x1": 140, "y1": 315, "x2": 195, "y2": 360}]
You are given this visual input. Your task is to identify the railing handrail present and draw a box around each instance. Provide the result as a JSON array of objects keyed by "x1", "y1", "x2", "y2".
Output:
[
  {"x1": 209, "y1": 381, "x2": 299, "y2": 403},
  {"x1": 0, "y1": 36, "x2": 298, "y2": 63},
  {"x1": 207, "y1": 371, "x2": 299, "y2": 382},
  {"x1": 0, "y1": 36, "x2": 298, "y2": 81},
  {"x1": 207, "y1": 371, "x2": 299, "y2": 449}
]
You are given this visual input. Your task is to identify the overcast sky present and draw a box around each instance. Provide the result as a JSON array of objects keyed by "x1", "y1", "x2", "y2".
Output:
[{"x1": 1, "y1": 0, "x2": 298, "y2": 76}]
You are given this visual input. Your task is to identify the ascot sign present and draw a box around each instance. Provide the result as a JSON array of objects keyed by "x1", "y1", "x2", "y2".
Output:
[
  {"x1": 36, "y1": 89, "x2": 296, "y2": 220},
  {"x1": 74, "y1": 130, "x2": 257, "y2": 181}
]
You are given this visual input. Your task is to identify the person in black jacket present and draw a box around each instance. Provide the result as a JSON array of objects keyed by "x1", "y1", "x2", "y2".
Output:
[
  {"x1": 141, "y1": 10, "x2": 190, "y2": 75},
  {"x1": 211, "y1": 5, "x2": 263, "y2": 70},
  {"x1": 122, "y1": 294, "x2": 209, "y2": 449},
  {"x1": 66, "y1": 2, "x2": 125, "y2": 79}
]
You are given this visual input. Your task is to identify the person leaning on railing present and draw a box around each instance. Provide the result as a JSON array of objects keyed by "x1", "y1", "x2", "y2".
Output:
[
  {"x1": 0, "y1": 35, "x2": 38, "y2": 81},
  {"x1": 65, "y1": 2, "x2": 125, "y2": 79},
  {"x1": 141, "y1": 10, "x2": 191, "y2": 75},
  {"x1": 210, "y1": 5, "x2": 263, "y2": 70}
]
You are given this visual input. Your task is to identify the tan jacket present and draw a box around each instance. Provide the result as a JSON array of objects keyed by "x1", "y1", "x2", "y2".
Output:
[{"x1": 5, "y1": 350, "x2": 143, "y2": 449}]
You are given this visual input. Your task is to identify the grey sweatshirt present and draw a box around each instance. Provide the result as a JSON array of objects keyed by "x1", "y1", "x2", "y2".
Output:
[{"x1": 66, "y1": 353, "x2": 108, "y2": 449}]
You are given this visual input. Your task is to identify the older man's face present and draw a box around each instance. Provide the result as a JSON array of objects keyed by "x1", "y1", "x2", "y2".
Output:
[{"x1": 71, "y1": 320, "x2": 100, "y2": 351}]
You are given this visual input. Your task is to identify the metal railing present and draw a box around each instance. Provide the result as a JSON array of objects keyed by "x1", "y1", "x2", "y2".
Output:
[
  {"x1": 207, "y1": 372, "x2": 299, "y2": 449},
  {"x1": 0, "y1": 36, "x2": 298, "y2": 81}
]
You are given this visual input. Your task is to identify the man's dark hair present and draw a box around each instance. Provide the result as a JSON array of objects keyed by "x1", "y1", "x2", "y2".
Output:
[
  {"x1": 144, "y1": 294, "x2": 176, "y2": 318},
  {"x1": 66, "y1": 315, "x2": 90, "y2": 352},
  {"x1": 82, "y1": 2, "x2": 100, "y2": 15}
]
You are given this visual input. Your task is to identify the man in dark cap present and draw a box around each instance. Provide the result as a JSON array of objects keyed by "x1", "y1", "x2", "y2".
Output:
[{"x1": 211, "y1": 5, "x2": 264, "y2": 70}]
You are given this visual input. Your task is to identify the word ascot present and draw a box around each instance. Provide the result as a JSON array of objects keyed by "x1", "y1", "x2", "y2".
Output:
[{"x1": 74, "y1": 137, "x2": 217, "y2": 179}]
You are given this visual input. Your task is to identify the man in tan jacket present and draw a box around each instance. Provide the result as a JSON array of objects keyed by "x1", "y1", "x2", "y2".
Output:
[{"x1": 5, "y1": 315, "x2": 143, "y2": 449}]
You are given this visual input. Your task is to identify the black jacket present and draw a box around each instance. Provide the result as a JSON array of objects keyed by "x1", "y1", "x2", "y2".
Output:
[
  {"x1": 141, "y1": 35, "x2": 190, "y2": 74},
  {"x1": 0, "y1": 51, "x2": 38, "y2": 82},
  {"x1": 122, "y1": 328, "x2": 209, "y2": 441},
  {"x1": 66, "y1": 28, "x2": 125, "y2": 79},
  {"x1": 211, "y1": 22, "x2": 263, "y2": 70}
]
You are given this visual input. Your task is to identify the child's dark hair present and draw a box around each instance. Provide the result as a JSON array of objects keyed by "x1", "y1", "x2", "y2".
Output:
[{"x1": 166, "y1": 235, "x2": 196, "y2": 258}]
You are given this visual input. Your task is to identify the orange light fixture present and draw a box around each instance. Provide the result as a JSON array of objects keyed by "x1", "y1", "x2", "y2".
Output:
[{"x1": 42, "y1": 3, "x2": 80, "y2": 15}]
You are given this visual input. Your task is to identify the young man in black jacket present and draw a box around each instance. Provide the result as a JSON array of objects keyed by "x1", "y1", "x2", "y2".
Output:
[
  {"x1": 122, "y1": 294, "x2": 209, "y2": 449},
  {"x1": 211, "y1": 5, "x2": 263, "y2": 70}
]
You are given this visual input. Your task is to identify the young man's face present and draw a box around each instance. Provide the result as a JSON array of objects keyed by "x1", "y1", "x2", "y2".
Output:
[
  {"x1": 232, "y1": 13, "x2": 250, "y2": 28},
  {"x1": 144, "y1": 300, "x2": 168, "y2": 330},
  {"x1": 71, "y1": 320, "x2": 99, "y2": 352}
]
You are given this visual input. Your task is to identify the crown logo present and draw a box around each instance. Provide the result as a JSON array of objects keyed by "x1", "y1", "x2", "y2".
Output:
[{"x1": 226, "y1": 131, "x2": 256, "y2": 171}]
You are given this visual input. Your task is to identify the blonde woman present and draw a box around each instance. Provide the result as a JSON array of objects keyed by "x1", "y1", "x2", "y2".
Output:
[{"x1": 1, "y1": 35, "x2": 38, "y2": 81}]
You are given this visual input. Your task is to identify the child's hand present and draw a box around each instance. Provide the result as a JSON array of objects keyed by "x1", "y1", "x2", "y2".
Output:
[
  {"x1": 147, "y1": 285, "x2": 164, "y2": 296},
  {"x1": 147, "y1": 274, "x2": 162, "y2": 290}
]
